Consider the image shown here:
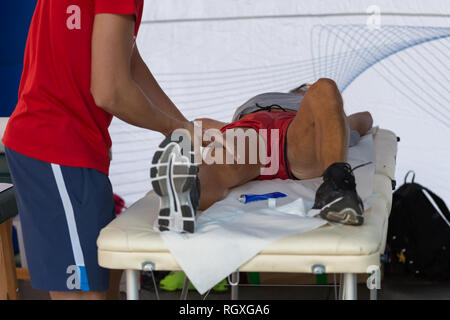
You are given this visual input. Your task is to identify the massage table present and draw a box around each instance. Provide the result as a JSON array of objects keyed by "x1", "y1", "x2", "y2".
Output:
[{"x1": 97, "y1": 128, "x2": 398, "y2": 300}]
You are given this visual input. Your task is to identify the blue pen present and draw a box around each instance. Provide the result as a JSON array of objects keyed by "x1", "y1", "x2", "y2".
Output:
[{"x1": 239, "y1": 192, "x2": 287, "y2": 204}]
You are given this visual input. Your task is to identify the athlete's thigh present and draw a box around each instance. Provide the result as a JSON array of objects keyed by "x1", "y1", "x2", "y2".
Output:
[
  {"x1": 285, "y1": 97, "x2": 323, "y2": 179},
  {"x1": 198, "y1": 128, "x2": 263, "y2": 209},
  {"x1": 202, "y1": 127, "x2": 263, "y2": 187}
]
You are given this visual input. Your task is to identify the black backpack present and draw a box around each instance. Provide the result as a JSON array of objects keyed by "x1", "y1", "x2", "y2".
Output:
[{"x1": 385, "y1": 171, "x2": 450, "y2": 280}]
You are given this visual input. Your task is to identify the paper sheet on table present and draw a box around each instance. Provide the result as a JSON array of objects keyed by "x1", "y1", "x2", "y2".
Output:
[{"x1": 160, "y1": 130, "x2": 376, "y2": 294}]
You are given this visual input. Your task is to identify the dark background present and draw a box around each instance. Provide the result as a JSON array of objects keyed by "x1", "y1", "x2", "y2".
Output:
[{"x1": 0, "y1": 1, "x2": 37, "y2": 117}]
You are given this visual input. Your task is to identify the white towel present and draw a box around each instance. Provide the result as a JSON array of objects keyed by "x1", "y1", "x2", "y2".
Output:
[{"x1": 160, "y1": 131, "x2": 375, "y2": 294}]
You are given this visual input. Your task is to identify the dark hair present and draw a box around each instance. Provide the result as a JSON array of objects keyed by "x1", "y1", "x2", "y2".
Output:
[{"x1": 289, "y1": 83, "x2": 310, "y2": 94}]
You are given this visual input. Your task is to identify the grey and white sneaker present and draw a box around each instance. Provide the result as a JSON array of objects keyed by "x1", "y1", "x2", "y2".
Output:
[
  {"x1": 150, "y1": 129, "x2": 200, "y2": 233},
  {"x1": 312, "y1": 162, "x2": 369, "y2": 226}
]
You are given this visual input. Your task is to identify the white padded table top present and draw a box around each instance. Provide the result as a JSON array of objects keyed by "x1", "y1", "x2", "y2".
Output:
[{"x1": 98, "y1": 128, "x2": 397, "y2": 274}]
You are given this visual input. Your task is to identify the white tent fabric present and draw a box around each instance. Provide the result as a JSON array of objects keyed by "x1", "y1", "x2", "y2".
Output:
[{"x1": 109, "y1": 0, "x2": 450, "y2": 206}]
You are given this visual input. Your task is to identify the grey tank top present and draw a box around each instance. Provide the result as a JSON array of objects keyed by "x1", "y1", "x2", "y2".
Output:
[{"x1": 231, "y1": 92, "x2": 303, "y2": 122}]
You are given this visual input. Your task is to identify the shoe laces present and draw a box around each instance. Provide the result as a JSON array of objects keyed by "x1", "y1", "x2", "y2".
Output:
[{"x1": 323, "y1": 161, "x2": 372, "y2": 190}]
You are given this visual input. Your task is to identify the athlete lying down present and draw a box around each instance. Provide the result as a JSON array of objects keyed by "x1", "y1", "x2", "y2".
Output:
[{"x1": 150, "y1": 78, "x2": 373, "y2": 233}]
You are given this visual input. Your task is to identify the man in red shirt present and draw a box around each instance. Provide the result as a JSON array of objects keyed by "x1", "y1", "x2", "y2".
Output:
[{"x1": 3, "y1": 0, "x2": 194, "y2": 300}]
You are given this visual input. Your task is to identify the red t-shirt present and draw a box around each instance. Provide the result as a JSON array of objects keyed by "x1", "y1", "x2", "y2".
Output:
[{"x1": 2, "y1": 0, "x2": 144, "y2": 175}]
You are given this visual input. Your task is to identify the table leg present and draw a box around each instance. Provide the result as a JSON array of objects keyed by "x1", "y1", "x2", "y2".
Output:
[
  {"x1": 126, "y1": 269, "x2": 139, "y2": 300},
  {"x1": 180, "y1": 277, "x2": 190, "y2": 300},
  {"x1": 342, "y1": 273, "x2": 357, "y2": 300},
  {"x1": 230, "y1": 272, "x2": 239, "y2": 300},
  {"x1": 370, "y1": 287, "x2": 378, "y2": 300}
]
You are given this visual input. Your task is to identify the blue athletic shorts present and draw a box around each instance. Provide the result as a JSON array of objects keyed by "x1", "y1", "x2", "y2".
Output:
[{"x1": 5, "y1": 147, "x2": 115, "y2": 292}]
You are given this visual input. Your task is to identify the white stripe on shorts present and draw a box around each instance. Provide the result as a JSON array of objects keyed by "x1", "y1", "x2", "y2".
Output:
[{"x1": 51, "y1": 163, "x2": 86, "y2": 267}]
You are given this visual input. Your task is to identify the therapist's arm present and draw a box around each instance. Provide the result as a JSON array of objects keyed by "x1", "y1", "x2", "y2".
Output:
[
  {"x1": 90, "y1": 13, "x2": 191, "y2": 137},
  {"x1": 130, "y1": 47, "x2": 188, "y2": 123}
]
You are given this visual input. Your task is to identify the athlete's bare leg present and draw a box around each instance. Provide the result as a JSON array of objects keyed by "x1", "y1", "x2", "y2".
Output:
[
  {"x1": 285, "y1": 78, "x2": 372, "y2": 225},
  {"x1": 286, "y1": 78, "x2": 372, "y2": 179},
  {"x1": 197, "y1": 129, "x2": 262, "y2": 210}
]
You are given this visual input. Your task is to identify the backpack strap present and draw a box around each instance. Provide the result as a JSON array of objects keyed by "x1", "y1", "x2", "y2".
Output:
[
  {"x1": 421, "y1": 187, "x2": 450, "y2": 228},
  {"x1": 404, "y1": 170, "x2": 416, "y2": 184}
]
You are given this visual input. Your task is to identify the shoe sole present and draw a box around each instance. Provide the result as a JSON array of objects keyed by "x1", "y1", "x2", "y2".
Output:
[
  {"x1": 318, "y1": 197, "x2": 364, "y2": 226},
  {"x1": 150, "y1": 134, "x2": 198, "y2": 233}
]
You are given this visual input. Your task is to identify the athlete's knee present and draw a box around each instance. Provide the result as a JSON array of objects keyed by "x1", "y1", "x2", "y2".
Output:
[
  {"x1": 314, "y1": 78, "x2": 339, "y2": 94},
  {"x1": 316, "y1": 77, "x2": 337, "y2": 87},
  {"x1": 310, "y1": 78, "x2": 342, "y2": 107}
]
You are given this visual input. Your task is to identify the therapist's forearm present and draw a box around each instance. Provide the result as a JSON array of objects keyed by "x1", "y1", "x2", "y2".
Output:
[
  {"x1": 96, "y1": 78, "x2": 189, "y2": 137},
  {"x1": 131, "y1": 48, "x2": 188, "y2": 123}
]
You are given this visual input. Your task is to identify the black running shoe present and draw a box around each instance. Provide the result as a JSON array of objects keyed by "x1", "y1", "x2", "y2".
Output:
[
  {"x1": 312, "y1": 162, "x2": 367, "y2": 226},
  {"x1": 150, "y1": 129, "x2": 200, "y2": 233}
]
